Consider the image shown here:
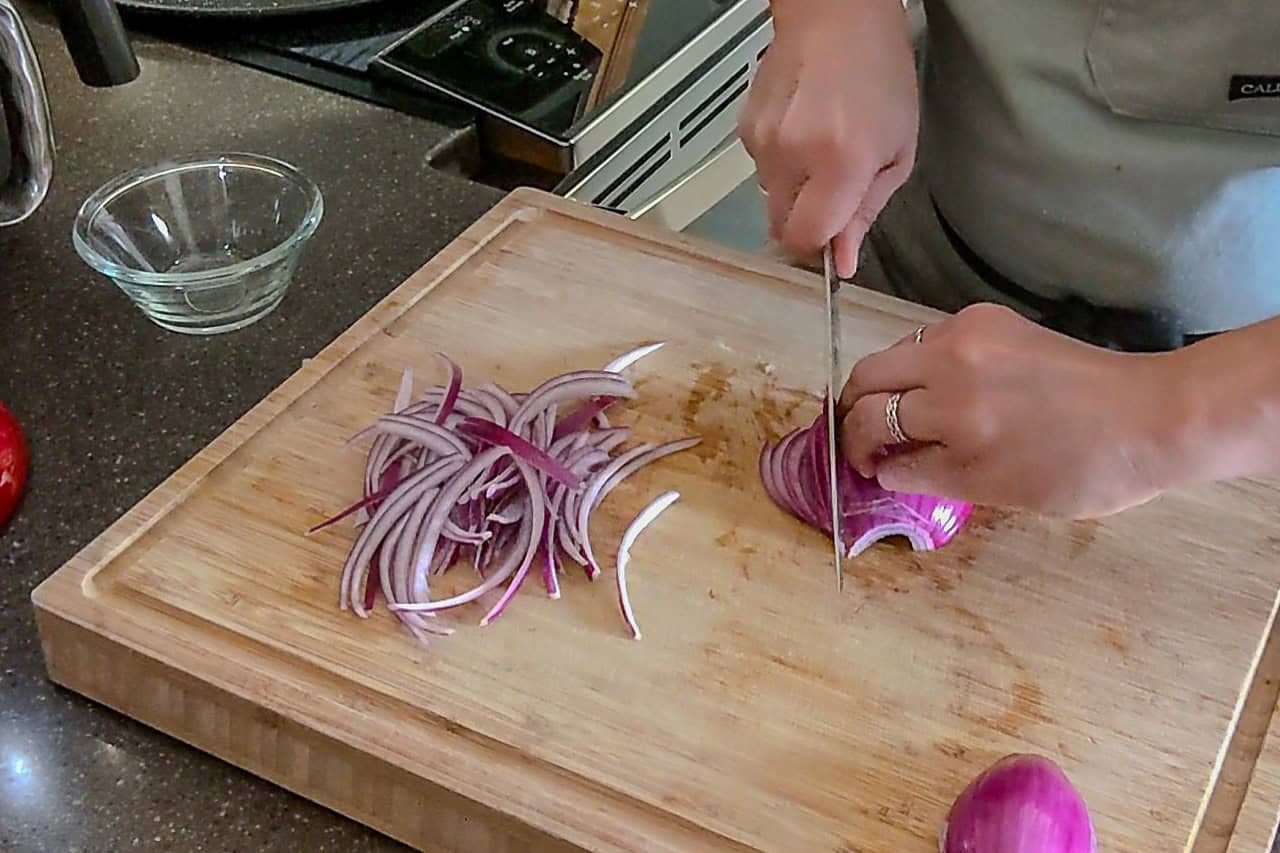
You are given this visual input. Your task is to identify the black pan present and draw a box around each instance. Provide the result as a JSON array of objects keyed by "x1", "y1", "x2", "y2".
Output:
[{"x1": 114, "y1": 0, "x2": 388, "y2": 18}]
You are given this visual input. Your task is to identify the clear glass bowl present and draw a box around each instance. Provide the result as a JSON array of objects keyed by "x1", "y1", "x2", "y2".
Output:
[{"x1": 73, "y1": 153, "x2": 324, "y2": 335}]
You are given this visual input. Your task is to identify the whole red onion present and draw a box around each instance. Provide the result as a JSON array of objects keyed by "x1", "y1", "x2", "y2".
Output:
[
  {"x1": 0, "y1": 401, "x2": 28, "y2": 527},
  {"x1": 941, "y1": 754, "x2": 1096, "y2": 853}
]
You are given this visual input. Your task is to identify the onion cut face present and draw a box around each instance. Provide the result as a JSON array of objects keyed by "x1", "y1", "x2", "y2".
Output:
[
  {"x1": 760, "y1": 406, "x2": 973, "y2": 556},
  {"x1": 941, "y1": 754, "x2": 1097, "y2": 853},
  {"x1": 314, "y1": 345, "x2": 695, "y2": 643}
]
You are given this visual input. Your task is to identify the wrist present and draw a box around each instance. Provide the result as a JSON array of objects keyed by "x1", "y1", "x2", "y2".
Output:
[
  {"x1": 1134, "y1": 351, "x2": 1207, "y2": 493},
  {"x1": 1135, "y1": 340, "x2": 1264, "y2": 492}
]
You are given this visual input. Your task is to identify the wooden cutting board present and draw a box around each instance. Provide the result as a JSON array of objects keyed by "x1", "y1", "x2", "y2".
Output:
[{"x1": 32, "y1": 189, "x2": 1280, "y2": 852}]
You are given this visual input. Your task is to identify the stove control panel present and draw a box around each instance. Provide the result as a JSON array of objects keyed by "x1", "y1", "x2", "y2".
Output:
[{"x1": 373, "y1": 0, "x2": 602, "y2": 140}]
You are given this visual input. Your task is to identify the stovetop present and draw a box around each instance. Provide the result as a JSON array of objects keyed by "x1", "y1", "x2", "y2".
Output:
[
  {"x1": 133, "y1": 0, "x2": 464, "y2": 125},
  {"x1": 138, "y1": 0, "x2": 745, "y2": 138}
]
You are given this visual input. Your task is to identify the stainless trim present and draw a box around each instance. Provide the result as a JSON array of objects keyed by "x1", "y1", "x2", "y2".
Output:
[
  {"x1": 374, "y1": 0, "x2": 770, "y2": 174},
  {"x1": 568, "y1": 0, "x2": 769, "y2": 162},
  {"x1": 628, "y1": 136, "x2": 755, "y2": 231},
  {"x1": 560, "y1": 14, "x2": 771, "y2": 209}
]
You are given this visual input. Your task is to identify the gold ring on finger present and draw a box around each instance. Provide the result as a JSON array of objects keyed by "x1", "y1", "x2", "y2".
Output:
[{"x1": 885, "y1": 392, "x2": 910, "y2": 444}]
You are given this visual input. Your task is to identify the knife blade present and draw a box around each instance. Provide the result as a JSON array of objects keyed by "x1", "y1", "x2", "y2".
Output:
[{"x1": 822, "y1": 244, "x2": 844, "y2": 592}]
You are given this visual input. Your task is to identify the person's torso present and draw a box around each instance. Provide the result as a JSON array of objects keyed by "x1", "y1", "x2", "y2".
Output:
[{"x1": 919, "y1": 0, "x2": 1280, "y2": 333}]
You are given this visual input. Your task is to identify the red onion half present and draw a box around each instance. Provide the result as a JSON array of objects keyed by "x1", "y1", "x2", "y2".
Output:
[
  {"x1": 313, "y1": 344, "x2": 696, "y2": 643},
  {"x1": 942, "y1": 754, "x2": 1097, "y2": 853},
  {"x1": 759, "y1": 406, "x2": 972, "y2": 556}
]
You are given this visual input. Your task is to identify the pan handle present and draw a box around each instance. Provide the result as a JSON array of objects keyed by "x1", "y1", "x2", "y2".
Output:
[{"x1": 48, "y1": 0, "x2": 139, "y2": 87}]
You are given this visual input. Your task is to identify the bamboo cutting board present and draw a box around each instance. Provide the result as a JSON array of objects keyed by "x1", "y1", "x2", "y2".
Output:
[{"x1": 32, "y1": 189, "x2": 1280, "y2": 852}]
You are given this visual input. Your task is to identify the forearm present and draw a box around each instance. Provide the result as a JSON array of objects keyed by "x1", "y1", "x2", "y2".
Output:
[{"x1": 1156, "y1": 315, "x2": 1280, "y2": 488}]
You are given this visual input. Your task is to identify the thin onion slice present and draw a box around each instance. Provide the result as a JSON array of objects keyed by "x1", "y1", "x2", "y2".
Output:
[
  {"x1": 477, "y1": 457, "x2": 546, "y2": 626},
  {"x1": 615, "y1": 490, "x2": 681, "y2": 640},
  {"x1": 579, "y1": 438, "x2": 700, "y2": 578},
  {"x1": 509, "y1": 372, "x2": 635, "y2": 436},
  {"x1": 458, "y1": 417, "x2": 581, "y2": 489},
  {"x1": 554, "y1": 397, "x2": 617, "y2": 439},
  {"x1": 604, "y1": 341, "x2": 665, "y2": 373},
  {"x1": 554, "y1": 344, "x2": 664, "y2": 439},
  {"x1": 433, "y1": 353, "x2": 462, "y2": 424},
  {"x1": 339, "y1": 455, "x2": 465, "y2": 614},
  {"x1": 353, "y1": 366, "x2": 417, "y2": 525}
]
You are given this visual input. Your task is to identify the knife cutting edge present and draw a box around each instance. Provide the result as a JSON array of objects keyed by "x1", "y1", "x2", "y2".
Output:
[{"x1": 822, "y1": 244, "x2": 844, "y2": 592}]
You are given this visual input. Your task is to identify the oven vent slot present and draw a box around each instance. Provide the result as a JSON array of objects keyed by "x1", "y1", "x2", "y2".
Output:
[
  {"x1": 678, "y1": 63, "x2": 750, "y2": 138},
  {"x1": 590, "y1": 133, "x2": 673, "y2": 208},
  {"x1": 679, "y1": 79, "x2": 750, "y2": 148},
  {"x1": 607, "y1": 151, "x2": 673, "y2": 209}
]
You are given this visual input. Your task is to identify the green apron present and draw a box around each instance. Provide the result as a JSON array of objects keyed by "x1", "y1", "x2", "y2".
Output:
[{"x1": 861, "y1": 0, "x2": 1280, "y2": 348}]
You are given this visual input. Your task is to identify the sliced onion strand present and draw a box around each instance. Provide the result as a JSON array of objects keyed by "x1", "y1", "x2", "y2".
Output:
[
  {"x1": 316, "y1": 348, "x2": 699, "y2": 644},
  {"x1": 615, "y1": 490, "x2": 681, "y2": 640}
]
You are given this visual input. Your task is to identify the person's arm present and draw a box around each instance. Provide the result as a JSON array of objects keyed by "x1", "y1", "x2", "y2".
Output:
[
  {"x1": 738, "y1": 0, "x2": 919, "y2": 277},
  {"x1": 1154, "y1": 316, "x2": 1280, "y2": 487},
  {"x1": 835, "y1": 304, "x2": 1280, "y2": 519}
]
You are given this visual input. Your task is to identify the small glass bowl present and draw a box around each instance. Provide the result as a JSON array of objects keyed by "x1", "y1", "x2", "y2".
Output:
[{"x1": 73, "y1": 153, "x2": 323, "y2": 335}]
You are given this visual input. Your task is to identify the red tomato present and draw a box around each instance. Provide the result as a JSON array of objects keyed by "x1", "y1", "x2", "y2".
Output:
[{"x1": 0, "y1": 401, "x2": 28, "y2": 526}]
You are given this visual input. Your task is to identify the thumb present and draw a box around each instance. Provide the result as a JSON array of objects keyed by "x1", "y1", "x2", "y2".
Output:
[{"x1": 833, "y1": 157, "x2": 912, "y2": 278}]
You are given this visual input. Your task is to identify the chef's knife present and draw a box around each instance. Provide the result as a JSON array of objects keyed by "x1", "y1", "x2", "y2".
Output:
[{"x1": 822, "y1": 244, "x2": 844, "y2": 592}]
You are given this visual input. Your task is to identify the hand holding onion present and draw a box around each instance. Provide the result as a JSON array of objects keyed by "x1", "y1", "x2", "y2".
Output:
[{"x1": 837, "y1": 304, "x2": 1189, "y2": 519}]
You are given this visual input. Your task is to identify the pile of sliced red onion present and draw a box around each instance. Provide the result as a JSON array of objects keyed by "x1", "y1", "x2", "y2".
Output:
[
  {"x1": 759, "y1": 404, "x2": 973, "y2": 556},
  {"x1": 313, "y1": 344, "x2": 697, "y2": 643},
  {"x1": 942, "y1": 754, "x2": 1097, "y2": 853}
]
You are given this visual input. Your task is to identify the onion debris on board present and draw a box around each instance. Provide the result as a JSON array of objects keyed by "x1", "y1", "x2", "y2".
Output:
[
  {"x1": 759, "y1": 404, "x2": 973, "y2": 556},
  {"x1": 311, "y1": 344, "x2": 698, "y2": 643},
  {"x1": 941, "y1": 754, "x2": 1097, "y2": 853}
]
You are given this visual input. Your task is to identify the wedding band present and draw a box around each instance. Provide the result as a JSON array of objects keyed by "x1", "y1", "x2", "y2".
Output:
[
  {"x1": 914, "y1": 325, "x2": 927, "y2": 344},
  {"x1": 885, "y1": 392, "x2": 909, "y2": 444}
]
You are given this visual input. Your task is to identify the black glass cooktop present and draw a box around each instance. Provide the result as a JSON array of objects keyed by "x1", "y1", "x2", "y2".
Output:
[
  {"x1": 373, "y1": 0, "x2": 604, "y2": 140},
  {"x1": 134, "y1": 0, "x2": 467, "y2": 124},
  {"x1": 137, "y1": 0, "x2": 742, "y2": 141}
]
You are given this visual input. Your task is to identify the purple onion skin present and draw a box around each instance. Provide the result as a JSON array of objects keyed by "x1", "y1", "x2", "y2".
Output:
[
  {"x1": 942, "y1": 754, "x2": 1096, "y2": 853},
  {"x1": 760, "y1": 408, "x2": 973, "y2": 554}
]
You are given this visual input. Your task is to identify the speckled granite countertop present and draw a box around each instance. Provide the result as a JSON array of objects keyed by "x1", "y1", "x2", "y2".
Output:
[{"x1": 0, "y1": 10, "x2": 502, "y2": 852}]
